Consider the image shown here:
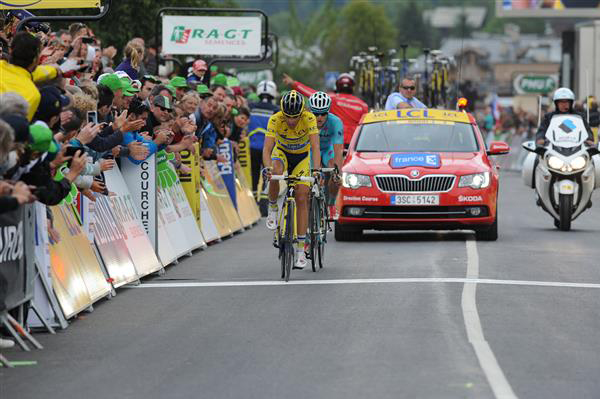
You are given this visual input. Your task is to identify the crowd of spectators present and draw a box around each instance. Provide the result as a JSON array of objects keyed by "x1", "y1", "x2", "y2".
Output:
[
  {"x1": 0, "y1": 20, "x2": 282, "y2": 348},
  {"x1": 0, "y1": 21, "x2": 279, "y2": 216}
]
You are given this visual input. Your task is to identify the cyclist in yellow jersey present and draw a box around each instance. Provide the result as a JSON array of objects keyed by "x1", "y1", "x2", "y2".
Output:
[{"x1": 263, "y1": 90, "x2": 321, "y2": 269}]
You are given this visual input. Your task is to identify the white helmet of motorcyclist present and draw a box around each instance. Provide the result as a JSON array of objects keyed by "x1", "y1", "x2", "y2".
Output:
[
  {"x1": 553, "y1": 87, "x2": 575, "y2": 102},
  {"x1": 257, "y1": 80, "x2": 278, "y2": 99}
]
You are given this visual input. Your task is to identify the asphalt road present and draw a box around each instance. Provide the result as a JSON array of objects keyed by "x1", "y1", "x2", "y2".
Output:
[{"x1": 3, "y1": 172, "x2": 600, "y2": 399}]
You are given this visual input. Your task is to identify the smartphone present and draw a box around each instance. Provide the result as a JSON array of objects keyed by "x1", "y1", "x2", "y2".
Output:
[
  {"x1": 65, "y1": 147, "x2": 82, "y2": 158},
  {"x1": 81, "y1": 36, "x2": 96, "y2": 44},
  {"x1": 87, "y1": 111, "x2": 98, "y2": 125}
]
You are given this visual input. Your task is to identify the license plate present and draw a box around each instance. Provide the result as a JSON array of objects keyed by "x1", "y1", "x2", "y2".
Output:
[{"x1": 391, "y1": 195, "x2": 439, "y2": 206}]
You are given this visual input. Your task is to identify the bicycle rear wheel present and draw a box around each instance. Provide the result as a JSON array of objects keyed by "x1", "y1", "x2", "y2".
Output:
[
  {"x1": 278, "y1": 205, "x2": 286, "y2": 279},
  {"x1": 284, "y1": 200, "x2": 295, "y2": 282},
  {"x1": 309, "y1": 196, "x2": 319, "y2": 272}
]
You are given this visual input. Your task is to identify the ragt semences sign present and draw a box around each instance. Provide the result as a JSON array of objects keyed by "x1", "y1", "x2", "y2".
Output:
[{"x1": 162, "y1": 15, "x2": 262, "y2": 56}]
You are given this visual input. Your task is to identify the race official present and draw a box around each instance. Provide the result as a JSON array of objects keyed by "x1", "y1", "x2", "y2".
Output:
[{"x1": 384, "y1": 77, "x2": 427, "y2": 110}]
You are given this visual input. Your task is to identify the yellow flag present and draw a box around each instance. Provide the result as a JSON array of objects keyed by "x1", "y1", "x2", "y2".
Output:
[{"x1": 0, "y1": 0, "x2": 99, "y2": 9}]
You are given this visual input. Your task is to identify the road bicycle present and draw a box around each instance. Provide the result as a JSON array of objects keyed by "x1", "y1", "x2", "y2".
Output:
[
  {"x1": 271, "y1": 174, "x2": 315, "y2": 282},
  {"x1": 307, "y1": 167, "x2": 336, "y2": 272}
]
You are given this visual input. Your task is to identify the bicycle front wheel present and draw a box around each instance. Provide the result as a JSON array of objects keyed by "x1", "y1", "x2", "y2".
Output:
[
  {"x1": 284, "y1": 200, "x2": 295, "y2": 282},
  {"x1": 318, "y1": 198, "x2": 327, "y2": 269}
]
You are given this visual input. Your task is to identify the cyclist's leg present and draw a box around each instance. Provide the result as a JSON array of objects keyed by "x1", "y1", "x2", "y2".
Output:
[
  {"x1": 321, "y1": 148, "x2": 337, "y2": 206},
  {"x1": 268, "y1": 147, "x2": 286, "y2": 202},
  {"x1": 289, "y1": 152, "x2": 310, "y2": 236},
  {"x1": 326, "y1": 157, "x2": 340, "y2": 205},
  {"x1": 266, "y1": 147, "x2": 286, "y2": 230},
  {"x1": 289, "y1": 152, "x2": 311, "y2": 268}
]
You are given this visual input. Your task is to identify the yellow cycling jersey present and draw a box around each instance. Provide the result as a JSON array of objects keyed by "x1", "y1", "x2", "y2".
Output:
[
  {"x1": 266, "y1": 111, "x2": 318, "y2": 154},
  {"x1": 0, "y1": 61, "x2": 58, "y2": 121}
]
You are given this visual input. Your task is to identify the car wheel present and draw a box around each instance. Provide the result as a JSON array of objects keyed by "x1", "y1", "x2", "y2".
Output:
[
  {"x1": 334, "y1": 221, "x2": 362, "y2": 242},
  {"x1": 475, "y1": 208, "x2": 498, "y2": 241}
]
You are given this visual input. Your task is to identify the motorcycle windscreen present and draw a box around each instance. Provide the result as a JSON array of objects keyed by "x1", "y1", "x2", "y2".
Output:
[{"x1": 546, "y1": 114, "x2": 587, "y2": 148}]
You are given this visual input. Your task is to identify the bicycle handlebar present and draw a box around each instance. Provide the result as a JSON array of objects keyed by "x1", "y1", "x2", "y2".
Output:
[{"x1": 270, "y1": 175, "x2": 315, "y2": 182}]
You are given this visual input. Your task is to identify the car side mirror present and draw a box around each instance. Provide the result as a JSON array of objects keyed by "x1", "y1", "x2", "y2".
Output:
[{"x1": 487, "y1": 141, "x2": 510, "y2": 156}]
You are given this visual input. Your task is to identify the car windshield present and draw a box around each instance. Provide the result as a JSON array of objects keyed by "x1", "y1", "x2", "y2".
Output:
[{"x1": 356, "y1": 121, "x2": 479, "y2": 152}]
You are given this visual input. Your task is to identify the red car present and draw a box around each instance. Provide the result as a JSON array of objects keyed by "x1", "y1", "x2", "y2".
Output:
[{"x1": 335, "y1": 108, "x2": 510, "y2": 241}]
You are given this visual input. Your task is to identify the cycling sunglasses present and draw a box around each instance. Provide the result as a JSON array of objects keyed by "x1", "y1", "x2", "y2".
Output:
[
  {"x1": 402, "y1": 86, "x2": 416, "y2": 90},
  {"x1": 313, "y1": 111, "x2": 329, "y2": 116}
]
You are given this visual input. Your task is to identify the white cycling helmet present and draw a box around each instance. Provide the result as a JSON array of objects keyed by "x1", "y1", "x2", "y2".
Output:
[
  {"x1": 553, "y1": 87, "x2": 575, "y2": 102},
  {"x1": 309, "y1": 91, "x2": 332, "y2": 113},
  {"x1": 257, "y1": 80, "x2": 278, "y2": 99}
]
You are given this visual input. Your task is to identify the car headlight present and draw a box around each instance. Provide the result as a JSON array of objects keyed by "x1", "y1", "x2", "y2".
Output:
[
  {"x1": 342, "y1": 172, "x2": 372, "y2": 189},
  {"x1": 458, "y1": 172, "x2": 490, "y2": 189},
  {"x1": 547, "y1": 156, "x2": 565, "y2": 170},
  {"x1": 570, "y1": 156, "x2": 587, "y2": 170}
]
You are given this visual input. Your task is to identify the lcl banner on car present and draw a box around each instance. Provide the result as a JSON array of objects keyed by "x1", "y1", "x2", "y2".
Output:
[{"x1": 162, "y1": 15, "x2": 262, "y2": 56}]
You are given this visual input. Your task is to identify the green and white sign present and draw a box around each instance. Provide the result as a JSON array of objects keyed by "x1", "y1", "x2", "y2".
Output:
[
  {"x1": 513, "y1": 74, "x2": 558, "y2": 95},
  {"x1": 162, "y1": 15, "x2": 262, "y2": 56}
]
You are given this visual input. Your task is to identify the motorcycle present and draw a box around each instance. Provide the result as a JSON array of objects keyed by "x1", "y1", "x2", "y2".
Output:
[{"x1": 522, "y1": 114, "x2": 600, "y2": 231}]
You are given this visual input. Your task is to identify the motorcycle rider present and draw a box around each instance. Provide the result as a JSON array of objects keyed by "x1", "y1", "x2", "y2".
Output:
[{"x1": 536, "y1": 87, "x2": 594, "y2": 147}]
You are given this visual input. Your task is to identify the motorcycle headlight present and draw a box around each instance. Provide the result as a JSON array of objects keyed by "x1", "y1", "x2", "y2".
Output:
[
  {"x1": 342, "y1": 172, "x2": 372, "y2": 189},
  {"x1": 547, "y1": 156, "x2": 565, "y2": 170},
  {"x1": 570, "y1": 156, "x2": 587, "y2": 170},
  {"x1": 458, "y1": 172, "x2": 490, "y2": 189}
]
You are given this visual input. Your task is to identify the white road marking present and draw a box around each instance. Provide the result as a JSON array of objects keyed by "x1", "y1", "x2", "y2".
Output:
[
  {"x1": 462, "y1": 238, "x2": 517, "y2": 399},
  {"x1": 130, "y1": 277, "x2": 600, "y2": 289}
]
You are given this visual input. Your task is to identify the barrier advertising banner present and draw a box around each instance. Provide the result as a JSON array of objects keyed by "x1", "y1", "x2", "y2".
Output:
[
  {"x1": 237, "y1": 137, "x2": 253, "y2": 193},
  {"x1": 157, "y1": 151, "x2": 205, "y2": 252},
  {"x1": 0, "y1": 207, "x2": 25, "y2": 312},
  {"x1": 217, "y1": 138, "x2": 237, "y2": 209},
  {"x1": 204, "y1": 160, "x2": 243, "y2": 233},
  {"x1": 236, "y1": 165, "x2": 262, "y2": 223},
  {"x1": 103, "y1": 167, "x2": 163, "y2": 277},
  {"x1": 198, "y1": 187, "x2": 221, "y2": 242},
  {"x1": 235, "y1": 178, "x2": 258, "y2": 228},
  {"x1": 28, "y1": 203, "x2": 67, "y2": 329},
  {"x1": 178, "y1": 146, "x2": 201, "y2": 228},
  {"x1": 120, "y1": 155, "x2": 157, "y2": 250},
  {"x1": 93, "y1": 195, "x2": 140, "y2": 287},
  {"x1": 154, "y1": 151, "x2": 192, "y2": 262},
  {"x1": 201, "y1": 167, "x2": 234, "y2": 238},
  {"x1": 49, "y1": 205, "x2": 110, "y2": 318},
  {"x1": 162, "y1": 15, "x2": 263, "y2": 56}
]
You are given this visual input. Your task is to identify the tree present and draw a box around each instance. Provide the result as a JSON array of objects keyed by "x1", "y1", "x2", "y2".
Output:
[
  {"x1": 275, "y1": 0, "x2": 338, "y2": 88},
  {"x1": 43, "y1": 0, "x2": 216, "y2": 56},
  {"x1": 323, "y1": 0, "x2": 396, "y2": 71},
  {"x1": 396, "y1": 0, "x2": 433, "y2": 49}
]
